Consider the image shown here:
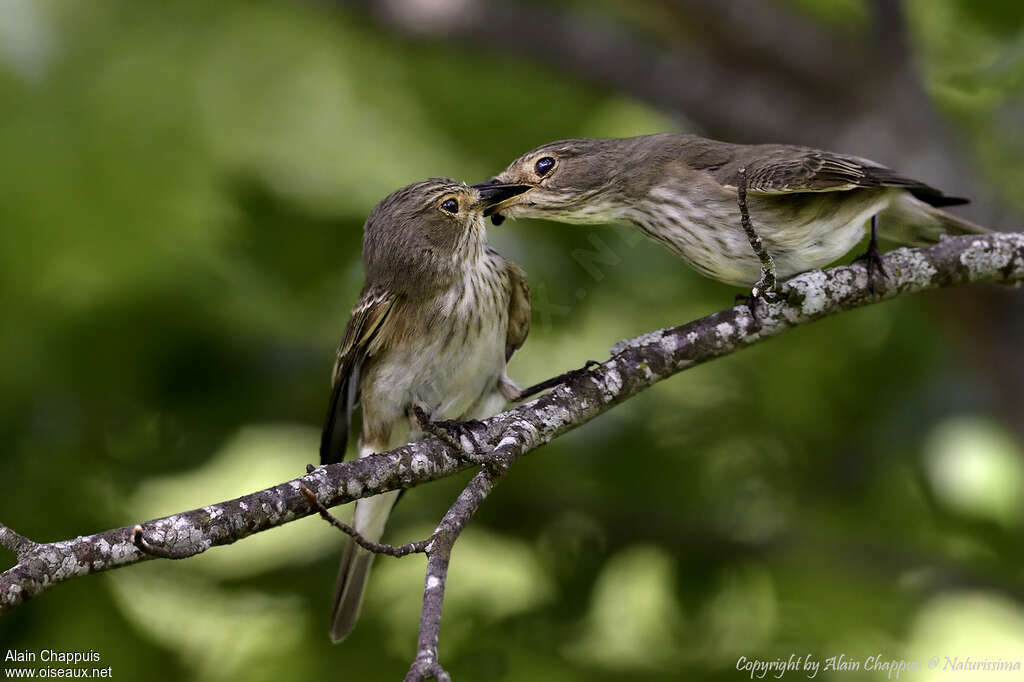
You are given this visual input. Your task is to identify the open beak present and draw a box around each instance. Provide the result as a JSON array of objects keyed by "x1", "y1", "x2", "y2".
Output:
[{"x1": 471, "y1": 182, "x2": 532, "y2": 217}]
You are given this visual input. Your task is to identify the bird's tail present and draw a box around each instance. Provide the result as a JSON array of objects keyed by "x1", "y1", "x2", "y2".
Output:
[
  {"x1": 882, "y1": 192, "x2": 990, "y2": 247},
  {"x1": 330, "y1": 489, "x2": 401, "y2": 643}
]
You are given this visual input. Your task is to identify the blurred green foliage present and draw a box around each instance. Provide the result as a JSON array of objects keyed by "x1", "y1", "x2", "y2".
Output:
[{"x1": 2, "y1": 0, "x2": 1023, "y2": 680}]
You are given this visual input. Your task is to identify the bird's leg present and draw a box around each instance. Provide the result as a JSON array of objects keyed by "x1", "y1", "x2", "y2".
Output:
[
  {"x1": 412, "y1": 405, "x2": 489, "y2": 465},
  {"x1": 853, "y1": 214, "x2": 888, "y2": 294},
  {"x1": 513, "y1": 360, "x2": 602, "y2": 402},
  {"x1": 410, "y1": 361, "x2": 604, "y2": 464},
  {"x1": 736, "y1": 167, "x2": 778, "y2": 302}
]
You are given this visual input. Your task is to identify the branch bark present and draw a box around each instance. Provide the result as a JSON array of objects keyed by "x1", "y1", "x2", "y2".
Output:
[
  {"x1": 2, "y1": 233, "x2": 1022, "y2": 677},
  {"x1": 0, "y1": 524, "x2": 38, "y2": 564}
]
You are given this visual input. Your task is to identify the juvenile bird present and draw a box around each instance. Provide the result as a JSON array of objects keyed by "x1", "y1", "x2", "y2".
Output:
[
  {"x1": 320, "y1": 178, "x2": 532, "y2": 642},
  {"x1": 477, "y1": 133, "x2": 987, "y2": 293}
]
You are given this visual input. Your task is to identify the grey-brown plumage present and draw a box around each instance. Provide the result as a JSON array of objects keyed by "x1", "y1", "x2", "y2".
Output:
[
  {"x1": 320, "y1": 178, "x2": 531, "y2": 642},
  {"x1": 480, "y1": 133, "x2": 987, "y2": 287}
]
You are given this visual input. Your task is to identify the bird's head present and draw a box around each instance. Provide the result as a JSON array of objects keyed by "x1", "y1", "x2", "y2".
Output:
[
  {"x1": 474, "y1": 137, "x2": 641, "y2": 226},
  {"x1": 362, "y1": 178, "x2": 530, "y2": 291}
]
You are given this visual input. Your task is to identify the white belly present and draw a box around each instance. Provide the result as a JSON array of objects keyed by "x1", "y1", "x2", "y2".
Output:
[
  {"x1": 363, "y1": 265, "x2": 510, "y2": 425},
  {"x1": 636, "y1": 186, "x2": 896, "y2": 285}
]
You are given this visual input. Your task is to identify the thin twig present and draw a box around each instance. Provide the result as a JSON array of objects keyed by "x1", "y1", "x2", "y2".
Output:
[
  {"x1": 405, "y1": 444, "x2": 518, "y2": 682},
  {"x1": 514, "y1": 360, "x2": 602, "y2": 402},
  {"x1": 0, "y1": 523, "x2": 38, "y2": 562},
  {"x1": 299, "y1": 485, "x2": 430, "y2": 557}
]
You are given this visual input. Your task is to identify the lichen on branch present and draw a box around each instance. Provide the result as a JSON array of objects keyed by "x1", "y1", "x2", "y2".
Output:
[{"x1": 1, "y1": 233, "x2": 1022, "y2": 678}]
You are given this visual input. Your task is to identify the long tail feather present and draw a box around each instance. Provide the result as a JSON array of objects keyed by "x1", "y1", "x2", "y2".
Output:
[{"x1": 881, "y1": 192, "x2": 990, "y2": 247}]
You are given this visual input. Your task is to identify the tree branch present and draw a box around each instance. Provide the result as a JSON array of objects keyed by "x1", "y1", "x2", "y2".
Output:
[
  {"x1": 0, "y1": 523, "x2": 39, "y2": 563},
  {"x1": 2, "y1": 233, "x2": 1021, "y2": 677},
  {"x1": 405, "y1": 466, "x2": 505, "y2": 682},
  {"x1": 300, "y1": 485, "x2": 431, "y2": 557}
]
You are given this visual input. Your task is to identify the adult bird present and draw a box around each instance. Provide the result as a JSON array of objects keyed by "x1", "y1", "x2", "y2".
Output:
[
  {"x1": 477, "y1": 133, "x2": 987, "y2": 295},
  {"x1": 320, "y1": 178, "x2": 532, "y2": 642}
]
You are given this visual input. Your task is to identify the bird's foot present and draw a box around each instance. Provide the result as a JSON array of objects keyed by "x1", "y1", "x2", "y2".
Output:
[
  {"x1": 751, "y1": 268, "x2": 778, "y2": 301},
  {"x1": 853, "y1": 241, "x2": 888, "y2": 295},
  {"x1": 514, "y1": 360, "x2": 602, "y2": 402},
  {"x1": 735, "y1": 270, "x2": 781, "y2": 322},
  {"x1": 413, "y1": 405, "x2": 490, "y2": 465}
]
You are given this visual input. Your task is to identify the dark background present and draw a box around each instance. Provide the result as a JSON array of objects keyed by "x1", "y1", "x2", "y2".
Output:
[{"x1": 2, "y1": 0, "x2": 1023, "y2": 679}]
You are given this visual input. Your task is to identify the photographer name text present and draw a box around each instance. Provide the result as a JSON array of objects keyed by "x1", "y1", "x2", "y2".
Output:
[{"x1": 736, "y1": 653, "x2": 1022, "y2": 679}]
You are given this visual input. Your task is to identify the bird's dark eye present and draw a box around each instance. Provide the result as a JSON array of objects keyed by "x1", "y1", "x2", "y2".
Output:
[
  {"x1": 440, "y1": 198, "x2": 459, "y2": 214},
  {"x1": 535, "y1": 156, "x2": 555, "y2": 177}
]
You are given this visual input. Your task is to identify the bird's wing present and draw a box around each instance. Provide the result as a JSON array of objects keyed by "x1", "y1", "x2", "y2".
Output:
[
  {"x1": 708, "y1": 146, "x2": 968, "y2": 208},
  {"x1": 320, "y1": 285, "x2": 399, "y2": 465},
  {"x1": 502, "y1": 256, "x2": 531, "y2": 362}
]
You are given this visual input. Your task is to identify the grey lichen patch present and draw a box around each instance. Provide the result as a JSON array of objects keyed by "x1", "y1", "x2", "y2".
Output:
[
  {"x1": 347, "y1": 478, "x2": 363, "y2": 498},
  {"x1": 410, "y1": 452, "x2": 433, "y2": 477},
  {"x1": 600, "y1": 367, "x2": 623, "y2": 400},
  {"x1": 169, "y1": 515, "x2": 201, "y2": 541},
  {"x1": 889, "y1": 247, "x2": 938, "y2": 290},
  {"x1": 299, "y1": 467, "x2": 336, "y2": 503},
  {"x1": 65, "y1": 554, "x2": 84, "y2": 573},
  {"x1": 314, "y1": 480, "x2": 334, "y2": 503},
  {"x1": 535, "y1": 403, "x2": 571, "y2": 430},
  {"x1": 732, "y1": 311, "x2": 756, "y2": 339},
  {"x1": 714, "y1": 321, "x2": 735, "y2": 346},
  {"x1": 659, "y1": 333, "x2": 682, "y2": 356},
  {"x1": 186, "y1": 525, "x2": 205, "y2": 547},
  {"x1": 611, "y1": 328, "x2": 667, "y2": 355},
  {"x1": 959, "y1": 238, "x2": 1012, "y2": 281},
  {"x1": 363, "y1": 467, "x2": 389, "y2": 498},
  {"x1": 37, "y1": 547, "x2": 61, "y2": 568},
  {"x1": 110, "y1": 540, "x2": 136, "y2": 562},
  {"x1": 789, "y1": 270, "x2": 829, "y2": 316}
]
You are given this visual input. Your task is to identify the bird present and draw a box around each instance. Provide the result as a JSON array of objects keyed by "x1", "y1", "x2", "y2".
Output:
[
  {"x1": 475, "y1": 133, "x2": 988, "y2": 294},
  {"x1": 320, "y1": 177, "x2": 532, "y2": 643}
]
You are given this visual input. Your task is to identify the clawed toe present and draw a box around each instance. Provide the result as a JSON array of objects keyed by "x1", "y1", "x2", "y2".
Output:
[
  {"x1": 435, "y1": 418, "x2": 486, "y2": 451},
  {"x1": 413, "y1": 406, "x2": 489, "y2": 464},
  {"x1": 735, "y1": 282, "x2": 781, "y2": 322}
]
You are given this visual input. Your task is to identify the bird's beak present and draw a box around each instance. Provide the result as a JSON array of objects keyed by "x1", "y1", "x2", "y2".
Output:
[{"x1": 471, "y1": 182, "x2": 532, "y2": 216}]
